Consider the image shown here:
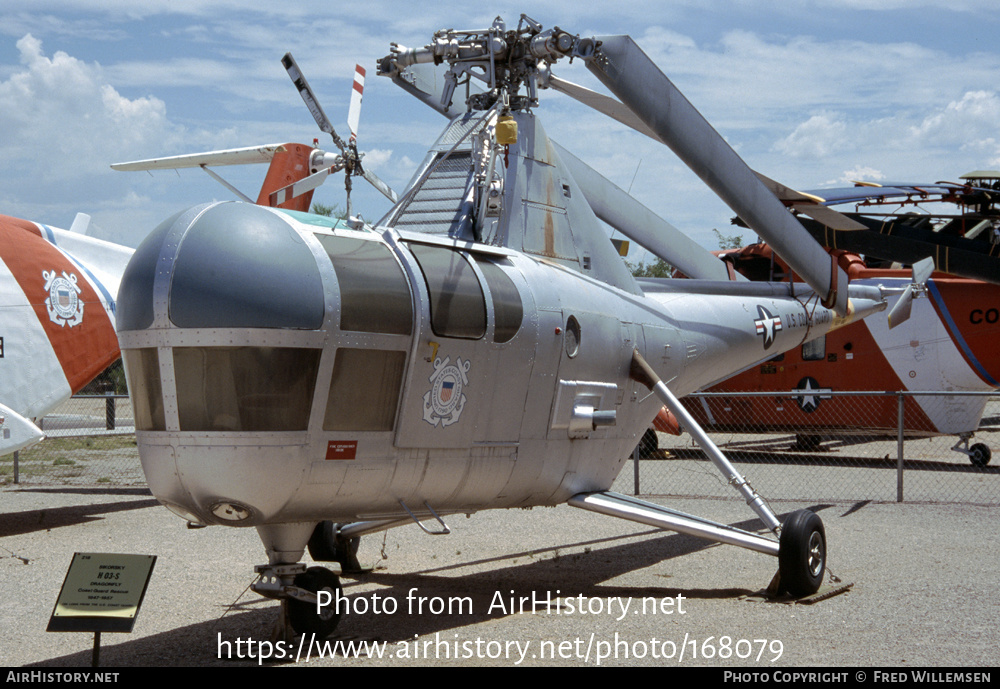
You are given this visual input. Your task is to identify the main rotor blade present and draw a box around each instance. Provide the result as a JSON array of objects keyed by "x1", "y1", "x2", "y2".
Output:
[
  {"x1": 549, "y1": 73, "x2": 866, "y2": 236},
  {"x1": 754, "y1": 172, "x2": 867, "y2": 231},
  {"x1": 584, "y1": 36, "x2": 849, "y2": 315},
  {"x1": 282, "y1": 52, "x2": 347, "y2": 152},
  {"x1": 553, "y1": 142, "x2": 738, "y2": 281},
  {"x1": 790, "y1": 203, "x2": 868, "y2": 232},
  {"x1": 545, "y1": 73, "x2": 660, "y2": 141}
]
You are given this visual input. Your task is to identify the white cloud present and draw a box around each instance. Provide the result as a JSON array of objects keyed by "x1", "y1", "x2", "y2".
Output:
[
  {"x1": 838, "y1": 166, "x2": 886, "y2": 185},
  {"x1": 2, "y1": 4, "x2": 999, "y2": 250},
  {"x1": 774, "y1": 113, "x2": 850, "y2": 158},
  {"x1": 0, "y1": 34, "x2": 202, "y2": 242},
  {"x1": 910, "y1": 91, "x2": 1000, "y2": 153},
  {"x1": 770, "y1": 90, "x2": 1000, "y2": 188},
  {"x1": 0, "y1": 34, "x2": 178, "y2": 177}
]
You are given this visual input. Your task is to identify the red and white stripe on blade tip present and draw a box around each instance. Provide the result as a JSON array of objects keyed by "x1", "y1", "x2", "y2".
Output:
[{"x1": 348, "y1": 64, "x2": 365, "y2": 142}]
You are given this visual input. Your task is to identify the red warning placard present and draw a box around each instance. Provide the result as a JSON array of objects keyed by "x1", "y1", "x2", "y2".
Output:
[{"x1": 326, "y1": 440, "x2": 357, "y2": 460}]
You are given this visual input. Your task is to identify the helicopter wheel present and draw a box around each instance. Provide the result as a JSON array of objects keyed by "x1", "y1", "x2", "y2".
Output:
[
  {"x1": 307, "y1": 521, "x2": 363, "y2": 572},
  {"x1": 778, "y1": 510, "x2": 826, "y2": 597},
  {"x1": 969, "y1": 443, "x2": 991, "y2": 467},
  {"x1": 287, "y1": 566, "x2": 343, "y2": 638}
]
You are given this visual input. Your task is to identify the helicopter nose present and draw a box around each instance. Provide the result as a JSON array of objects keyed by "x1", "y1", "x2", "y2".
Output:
[
  {"x1": 117, "y1": 201, "x2": 326, "y2": 333},
  {"x1": 116, "y1": 202, "x2": 330, "y2": 524}
]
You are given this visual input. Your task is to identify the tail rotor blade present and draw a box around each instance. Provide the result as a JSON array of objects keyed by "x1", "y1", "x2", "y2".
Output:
[
  {"x1": 361, "y1": 166, "x2": 398, "y2": 203},
  {"x1": 887, "y1": 284, "x2": 914, "y2": 329},
  {"x1": 269, "y1": 167, "x2": 333, "y2": 207},
  {"x1": 348, "y1": 64, "x2": 365, "y2": 142},
  {"x1": 887, "y1": 258, "x2": 933, "y2": 329},
  {"x1": 282, "y1": 54, "x2": 396, "y2": 206},
  {"x1": 912, "y1": 256, "x2": 935, "y2": 285}
]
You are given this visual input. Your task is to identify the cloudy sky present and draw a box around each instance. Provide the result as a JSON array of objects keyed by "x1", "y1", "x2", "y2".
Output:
[{"x1": 2, "y1": 1, "x2": 998, "y2": 259}]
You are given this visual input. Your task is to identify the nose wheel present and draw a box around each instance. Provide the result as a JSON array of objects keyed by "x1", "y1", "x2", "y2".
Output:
[
  {"x1": 777, "y1": 509, "x2": 826, "y2": 596},
  {"x1": 253, "y1": 562, "x2": 344, "y2": 639},
  {"x1": 287, "y1": 566, "x2": 343, "y2": 637}
]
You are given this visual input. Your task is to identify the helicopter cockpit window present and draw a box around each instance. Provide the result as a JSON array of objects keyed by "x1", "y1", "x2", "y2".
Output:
[
  {"x1": 173, "y1": 346, "x2": 320, "y2": 432},
  {"x1": 474, "y1": 257, "x2": 523, "y2": 343},
  {"x1": 408, "y1": 244, "x2": 487, "y2": 340},
  {"x1": 121, "y1": 348, "x2": 165, "y2": 431},
  {"x1": 324, "y1": 348, "x2": 407, "y2": 431},
  {"x1": 315, "y1": 235, "x2": 412, "y2": 335}
]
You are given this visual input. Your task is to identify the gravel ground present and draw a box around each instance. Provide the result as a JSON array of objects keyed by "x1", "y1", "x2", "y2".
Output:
[{"x1": 1, "y1": 484, "x2": 997, "y2": 668}]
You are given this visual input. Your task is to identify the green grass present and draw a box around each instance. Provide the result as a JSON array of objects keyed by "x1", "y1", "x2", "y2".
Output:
[{"x1": 1, "y1": 434, "x2": 139, "y2": 483}]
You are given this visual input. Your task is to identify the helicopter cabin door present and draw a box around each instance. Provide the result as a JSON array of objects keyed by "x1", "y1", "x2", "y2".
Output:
[{"x1": 394, "y1": 241, "x2": 533, "y2": 450}]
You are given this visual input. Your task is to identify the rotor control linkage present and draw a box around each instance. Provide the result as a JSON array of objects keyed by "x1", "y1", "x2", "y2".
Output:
[{"x1": 629, "y1": 349, "x2": 782, "y2": 533}]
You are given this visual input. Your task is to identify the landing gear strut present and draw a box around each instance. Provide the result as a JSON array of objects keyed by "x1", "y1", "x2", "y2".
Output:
[
  {"x1": 577, "y1": 350, "x2": 830, "y2": 598},
  {"x1": 952, "y1": 435, "x2": 992, "y2": 467},
  {"x1": 308, "y1": 521, "x2": 364, "y2": 572},
  {"x1": 252, "y1": 562, "x2": 343, "y2": 638}
]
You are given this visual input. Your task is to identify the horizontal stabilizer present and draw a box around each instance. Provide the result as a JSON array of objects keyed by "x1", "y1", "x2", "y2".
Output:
[{"x1": 111, "y1": 144, "x2": 287, "y2": 171}]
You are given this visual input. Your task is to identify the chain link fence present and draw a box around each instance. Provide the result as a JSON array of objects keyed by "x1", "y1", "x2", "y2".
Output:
[
  {"x1": 5, "y1": 391, "x2": 999, "y2": 505},
  {"x1": 613, "y1": 391, "x2": 1000, "y2": 505},
  {"x1": 1, "y1": 395, "x2": 142, "y2": 486}
]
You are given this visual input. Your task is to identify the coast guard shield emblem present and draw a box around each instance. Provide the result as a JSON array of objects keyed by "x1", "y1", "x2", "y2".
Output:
[
  {"x1": 43, "y1": 270, "x2": 84, "y2": 328},
  {"x1": 423, "y1": 356, "x2": 471, "y2": 427}
]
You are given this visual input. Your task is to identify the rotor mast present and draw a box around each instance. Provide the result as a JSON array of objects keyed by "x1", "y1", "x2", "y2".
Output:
[{"x1": 378, "y1": 17, "x2": 851, "y2": 315}]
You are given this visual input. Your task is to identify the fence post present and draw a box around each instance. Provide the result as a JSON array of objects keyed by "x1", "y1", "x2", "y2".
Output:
[
  {"x1": 633, "y1": 443, "x2": 640, "y2": 495},
  {"x1": 896, "y1": 392, "x2": 905, "y2": 502},
  {"x1": 13, "y1": 450, "x2": 18, "y2": 484},
  {"x1": 105, "y1": 395, "x2": 116, "y2": 431}
]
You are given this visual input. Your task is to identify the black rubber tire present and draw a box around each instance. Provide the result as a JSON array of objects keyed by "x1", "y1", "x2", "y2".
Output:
[
  {"x1": 307, "y1": 521, "x2": 362, "y2": 571},
  {"x1": 287, "y1": 566, "x2": 342, "y2": 637},
  {"x1": 778, "y1": 509, "x2": 826, "y2": 597},
  {"x1": 969, "y1": 443, "x2": 991, "y2": 467}
]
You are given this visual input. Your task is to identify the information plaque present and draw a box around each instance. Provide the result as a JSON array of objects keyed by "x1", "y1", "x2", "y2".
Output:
[{"x1": 47, "y1": 553, "x2": 157, "y2": 633}]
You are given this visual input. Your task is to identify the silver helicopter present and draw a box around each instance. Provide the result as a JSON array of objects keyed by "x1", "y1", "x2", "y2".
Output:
[{"x1": 113, "y1": 15, "x2": 911, "y2": 638}]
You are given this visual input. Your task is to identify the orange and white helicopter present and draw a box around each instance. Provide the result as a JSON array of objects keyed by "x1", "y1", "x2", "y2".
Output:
[
  {"x1": 0, "y1": 213, "x2": 131, "y2": 456},
  {"x1": 112, "y1": 16, "x2": 917, "y2": 638},
  {"x1": 650, "y1": 243, "x2": 999, "y2": 466}
]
